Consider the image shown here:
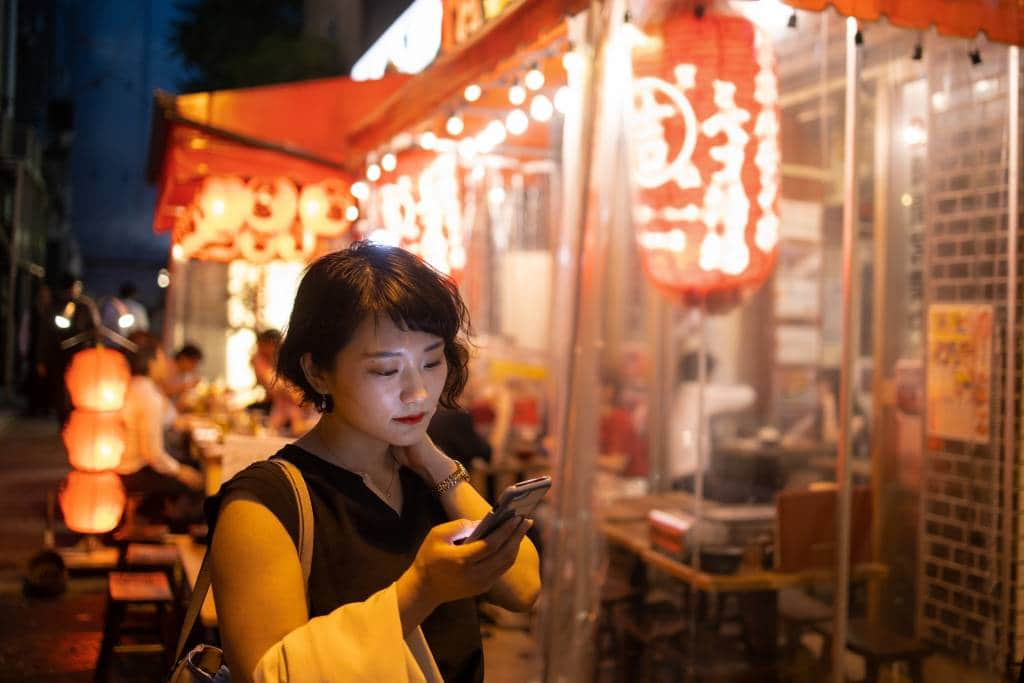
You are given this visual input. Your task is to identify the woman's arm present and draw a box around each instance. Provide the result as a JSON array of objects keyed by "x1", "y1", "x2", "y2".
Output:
[
  {"x1": 212, "y1": 491, "x2": 531, "y2": 682},
  {"x1": 404, "y1": 440, "x2": 541, "y2": 612},
  {"x1": 212, "y1": 492, "x2": 444, "y2": 682}
]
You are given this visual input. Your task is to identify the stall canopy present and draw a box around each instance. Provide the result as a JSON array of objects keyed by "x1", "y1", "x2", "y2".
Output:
[
  {"x1": 148, "y1": 74, "x2": 410, "y2": 234},
  {"x1": 782, "y1": 0, "x2": 1024, "y2": 46}
]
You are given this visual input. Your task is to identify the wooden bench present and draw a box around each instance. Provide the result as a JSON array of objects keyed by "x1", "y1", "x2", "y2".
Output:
[{"x1": 94, "y1": 571, "x2": 175, "y2": 682}]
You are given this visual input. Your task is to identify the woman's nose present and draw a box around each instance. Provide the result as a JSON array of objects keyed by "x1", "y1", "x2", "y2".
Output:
[{"x1": 400, "y1": 369, "x2": 429, "y2": 404}]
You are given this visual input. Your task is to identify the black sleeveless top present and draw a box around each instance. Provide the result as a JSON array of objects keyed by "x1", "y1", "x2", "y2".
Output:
[{"x1": 206, "y1": 444, "x2": 484, "y2": 682}]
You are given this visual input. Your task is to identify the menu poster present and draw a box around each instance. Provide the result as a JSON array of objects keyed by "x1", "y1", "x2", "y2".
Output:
[{"x1": 926, "y1": 304, "x2": 993, "y2": 443}]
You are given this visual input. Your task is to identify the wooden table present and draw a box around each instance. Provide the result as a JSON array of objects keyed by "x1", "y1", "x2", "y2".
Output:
[
  {"x1": 169, "y1": 534, "x2": 218, "y2": 629},
  {"x1": 188, "y1": 426, "x2": 292, "y2": 496},
  {"x1": 600, "y1": 518, "x2": 887, "y2": 593},
  {"x1": 598, "y1": 492, "x2": 887, "y2": 678}
]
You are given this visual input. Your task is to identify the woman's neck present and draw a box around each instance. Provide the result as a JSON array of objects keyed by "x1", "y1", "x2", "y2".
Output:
[{"x1": 305, "y1": 416, "x2": 392, "y2": 479}]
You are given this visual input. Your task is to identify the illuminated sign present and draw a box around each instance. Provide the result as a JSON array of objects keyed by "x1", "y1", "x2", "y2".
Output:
[{"x1": 351, "y1": 0, "x2": 444, "y2": 81}]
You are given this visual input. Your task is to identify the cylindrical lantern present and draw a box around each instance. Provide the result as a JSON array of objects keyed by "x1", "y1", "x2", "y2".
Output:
[
  {"x1": 62, "y1": 410, "x2": 125, "y2": 472},
  {"x1": 59, "y1": 471, "x2": 126, "y2": 535},
  {"x1": 299, "y1": 179, "x2": 354, "y2": 237},
  {"x1": 64, "y1": 347, "x2": 131, "y2": 411},
  {"x1": 629, "y1": 11, "x2": 780, "y2": 307}
]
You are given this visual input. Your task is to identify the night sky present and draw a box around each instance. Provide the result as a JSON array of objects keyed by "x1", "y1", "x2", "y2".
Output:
[{"x1": 65, "y1": 0, "x2": 185, "y2": 302}]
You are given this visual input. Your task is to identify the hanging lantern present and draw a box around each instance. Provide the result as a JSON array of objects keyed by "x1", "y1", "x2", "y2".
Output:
[
  {"x1": 64, "y1": 347, "x2": 131, "y2": 412},
  {"x1": 62, "y1": 410, "x2": 125, "y2": 472},
  {"x1": 59, "y1": 471, "x2": 126, "y2": 535},
  {"x1": 629, "y1": 11, "x2": 780, "y2": 309},
  {"x1": 299, "y1": 179, "x2": 354, "y2": 237},
  {"x1": 195, "y1": 176, "x2": 250, "y2": 238},
  {"x1": 245, "y1": 176, "x2": 299, "y2": 235}
]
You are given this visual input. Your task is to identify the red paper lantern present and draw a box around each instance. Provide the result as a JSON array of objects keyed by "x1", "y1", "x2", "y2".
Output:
[
  {"x1": 62, "y1": 410, "x2": 125, "y2": 472},
  {"x1": 630, "y1": 11, "x2": 780, "y2": 307},
  {"x1": 59, "y1": 471, "x2": 126, "y2": 534},
  {"x1": 64, "y1": 346, "x2": 131, "y2": 411}
]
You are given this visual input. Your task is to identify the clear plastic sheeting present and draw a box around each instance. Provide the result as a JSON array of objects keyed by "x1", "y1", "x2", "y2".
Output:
[{"x1": 538, "y1": 3, "x2": 631, "y2": 681}]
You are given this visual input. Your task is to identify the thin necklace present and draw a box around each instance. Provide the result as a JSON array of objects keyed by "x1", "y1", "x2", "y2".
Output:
[{"x1": 316, "y1": 428, "x2": 399, "y2": 500}]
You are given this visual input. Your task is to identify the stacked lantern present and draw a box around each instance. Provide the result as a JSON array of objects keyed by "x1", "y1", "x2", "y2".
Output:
[
  {"x1": 59, "y1": 347, "x2": 131, "y2": 534},
  {"x1": 629, "y1": 10, "x2": 780, "y2": 310}
]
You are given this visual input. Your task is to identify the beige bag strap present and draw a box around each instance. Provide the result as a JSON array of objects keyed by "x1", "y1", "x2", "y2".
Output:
[
  {"x1": 173, "y1": 457, "x2": 315, "y2": 660},
  {"x1": 271, "y1": 458, "x2": 315, "y2": 594}
]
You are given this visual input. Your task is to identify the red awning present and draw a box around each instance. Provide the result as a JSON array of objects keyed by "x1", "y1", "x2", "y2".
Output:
[
  {"x1": 149, "y1": 74, "x2": 410, "y2": 234},
  {"x1": 783, "y1": 0, "x2": 1024, "y2": 46}
]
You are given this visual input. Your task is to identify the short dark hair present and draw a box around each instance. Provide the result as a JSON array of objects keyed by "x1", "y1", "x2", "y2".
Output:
[
  {"x1": 277, "y1": 242, "x2": 471, "y2": 408},
  {"x1": 119, "y1": 282, "x2": 137, "y2": 299},
  {"x1": 175, "y1": 343, "x2": 203, "y2": 362},
  {"x1": 256, "y1": 329, "x2": 282, "y2": 346},
  {"x1": 127, "y1": 331, "x2": 161, "y2": 376}
]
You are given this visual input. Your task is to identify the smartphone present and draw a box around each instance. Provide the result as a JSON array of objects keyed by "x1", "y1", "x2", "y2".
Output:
[{"x1": 457, "y1": 475, "x2": 551, "y2": 545}]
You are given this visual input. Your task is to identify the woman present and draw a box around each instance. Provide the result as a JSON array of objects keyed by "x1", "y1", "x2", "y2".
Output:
[
  {"x1": 117, "y1": 332, "x2": 204, "y2": 518},
  {"x1": 208, "y1": 243, "x2": 541, "y2": 683}
]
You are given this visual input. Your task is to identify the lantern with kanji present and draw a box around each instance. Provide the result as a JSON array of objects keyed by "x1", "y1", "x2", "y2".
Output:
[
  {"x1": 58, "y1": 471, "x2": 127, "y2": 535},
  {"x1": 62, "y1": 410, "x2": 126, "y2": 472},
  {"x1": 64, "y1": 346, "x2": 131, "y2": 412},
  {"x1": 629, "y1": 11, "x2": 779, "y2": 309}
]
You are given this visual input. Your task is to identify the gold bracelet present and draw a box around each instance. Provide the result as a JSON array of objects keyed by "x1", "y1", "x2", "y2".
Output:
[{"x1": 432, "y1": 460, "x2": 469, "y2": 497}]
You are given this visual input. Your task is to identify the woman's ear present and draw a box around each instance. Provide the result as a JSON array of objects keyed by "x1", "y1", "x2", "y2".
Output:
[{"x1": 299, "y1": 353, "x2": 327, "y2": 394}]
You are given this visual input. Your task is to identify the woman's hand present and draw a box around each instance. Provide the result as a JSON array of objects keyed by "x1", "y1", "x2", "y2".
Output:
[
  {"x1": 395, "y1": 516, "x2": 532, "y2": 631},
  {"x1": 391, "y1": 434, "x2": 452, "y2": 486}
]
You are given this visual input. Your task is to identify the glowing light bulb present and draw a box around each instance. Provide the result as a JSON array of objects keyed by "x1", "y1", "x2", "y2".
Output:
[
  {"x1": 488, "y1": 186, "x2": 506, "y2": 204},
  {"x1": 508, "y1": 84, "x2": 526, "y2": 106},
  {"x1": 210, "y1": 198, "x2": 226, "y2": 216},
  {"x1": 524, "y1": 67, "x2": 545, "y2": 91},
  {"x1": 171, "y1": 244, "x2": 185, "y2": 262},
  {"x1": 464, "y1": 84, "x2": 482, "y2": 102},
  {"x1": 367, "y1": 164, "x2": 382, "y2": 182},
  {"x1": 419, "y1": 131, "x2": 437, "y2": 149},
  {"x1": 54, "y1": 315, "x2": 70, "y2": 329},
  {"x1": 458, "y1": 137, "x2": 478, "y2": 159},
  {"x1": 118, "y1": 313, "x2": 135, "y2": 330},
  {"x1": 446, "y1": 114, "x2": 465, "y2": 136},
  {"x1": 381, "y1": 153, "x2": 397, "y2": 172},
  {"x1": 505, "y1": 109, "x2": 529, "y2": 136},
  {"x1": 554, "y1": 86, "x2": 571, "y2": 114},
  {"x1": 562, "y1": 51, "x2": 582, "y2": 74},
  {"x1": 157, "y1": 269, "x2": 170, "y2": 289},
  {"x1": 345, "y1": 205, "x2": 360, "y2": 221},
  {"x1": 351, "y1": 181, "x2": 370, "y2": 201},
  {"x1": 302, "y1": 199, "x2": 322, "y2": 217},
  {"x1": 530, "y1": 94, "x2": 553, "y2": 122}
]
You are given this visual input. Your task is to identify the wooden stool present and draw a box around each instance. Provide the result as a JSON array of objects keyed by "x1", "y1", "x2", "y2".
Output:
[
  {"x1": 813, "y1": 618, "x2": 927, "y2": 683},
  {"x1": 94, "y1": 571, "x2": 175, "y2": 682},
  {"x1": 778, "y1": 588, "x2": 834, "y2": 656}
]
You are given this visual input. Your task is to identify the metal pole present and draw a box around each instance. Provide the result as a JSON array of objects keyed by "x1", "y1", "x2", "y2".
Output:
[
  {"x1": 831, "y1": 16, "x2": 860, "y2": 683},
  {"x1": 1001, "y1": 44, "x2": 1019, "y2": 674},
  {"x1": 3, "y1": 163, "x2": 21, "y2": 400}
]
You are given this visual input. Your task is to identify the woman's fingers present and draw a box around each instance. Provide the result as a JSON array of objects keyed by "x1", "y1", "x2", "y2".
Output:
[{"x1": 472, "y1": 519, "x2": 532, "y2": 577}]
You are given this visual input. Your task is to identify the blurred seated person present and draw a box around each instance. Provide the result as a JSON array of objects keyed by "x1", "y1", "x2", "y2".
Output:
[
  {"x1": 669, "y1": 351, "x2": 755, "y2": 493},
  {"x1": 250, "y1": 328, "x2": 317, "y2": 435},
  {"x1": 597, "y1": 371, "x2": 648, "y2": 477},
  {"x1": 783, "y1": 367, "x2": 869, "y2": 457},
  {"x1": 117, "y1": 332, "x2": 203, "y2": 525},
  {"x1": 163, "y1": 342, "x2": 204, "y2": 411},
  {"x1": 250, "y1": 328, "x2": 282, "y2": 413}
]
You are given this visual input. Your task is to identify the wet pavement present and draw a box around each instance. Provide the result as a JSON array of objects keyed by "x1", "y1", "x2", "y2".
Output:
[{"x1": 0, "y1": 415, "x2": 119, "y2": 682}]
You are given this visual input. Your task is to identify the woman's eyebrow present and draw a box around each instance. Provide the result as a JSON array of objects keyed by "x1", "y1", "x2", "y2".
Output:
[{"x1": 362, "y1": 341, "x2": 443, "y2": 358}]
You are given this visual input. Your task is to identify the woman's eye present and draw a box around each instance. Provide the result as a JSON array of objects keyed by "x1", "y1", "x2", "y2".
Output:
[
  {"x1": 371, "y1": 368, "x2": 398, "y2": 377},
  {"x1": 424, "y1": 360, "x2": 443, "y2": 369}
]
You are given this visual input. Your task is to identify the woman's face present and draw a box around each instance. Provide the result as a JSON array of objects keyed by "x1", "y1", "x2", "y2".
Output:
[{"x1": 320, "y1": 316, "x2": 447, "y2": 448}]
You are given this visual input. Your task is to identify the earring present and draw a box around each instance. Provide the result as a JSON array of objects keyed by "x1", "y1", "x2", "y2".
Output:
[{"x1": 316, "y1": 393, "x2": 334, "y2": 413}]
